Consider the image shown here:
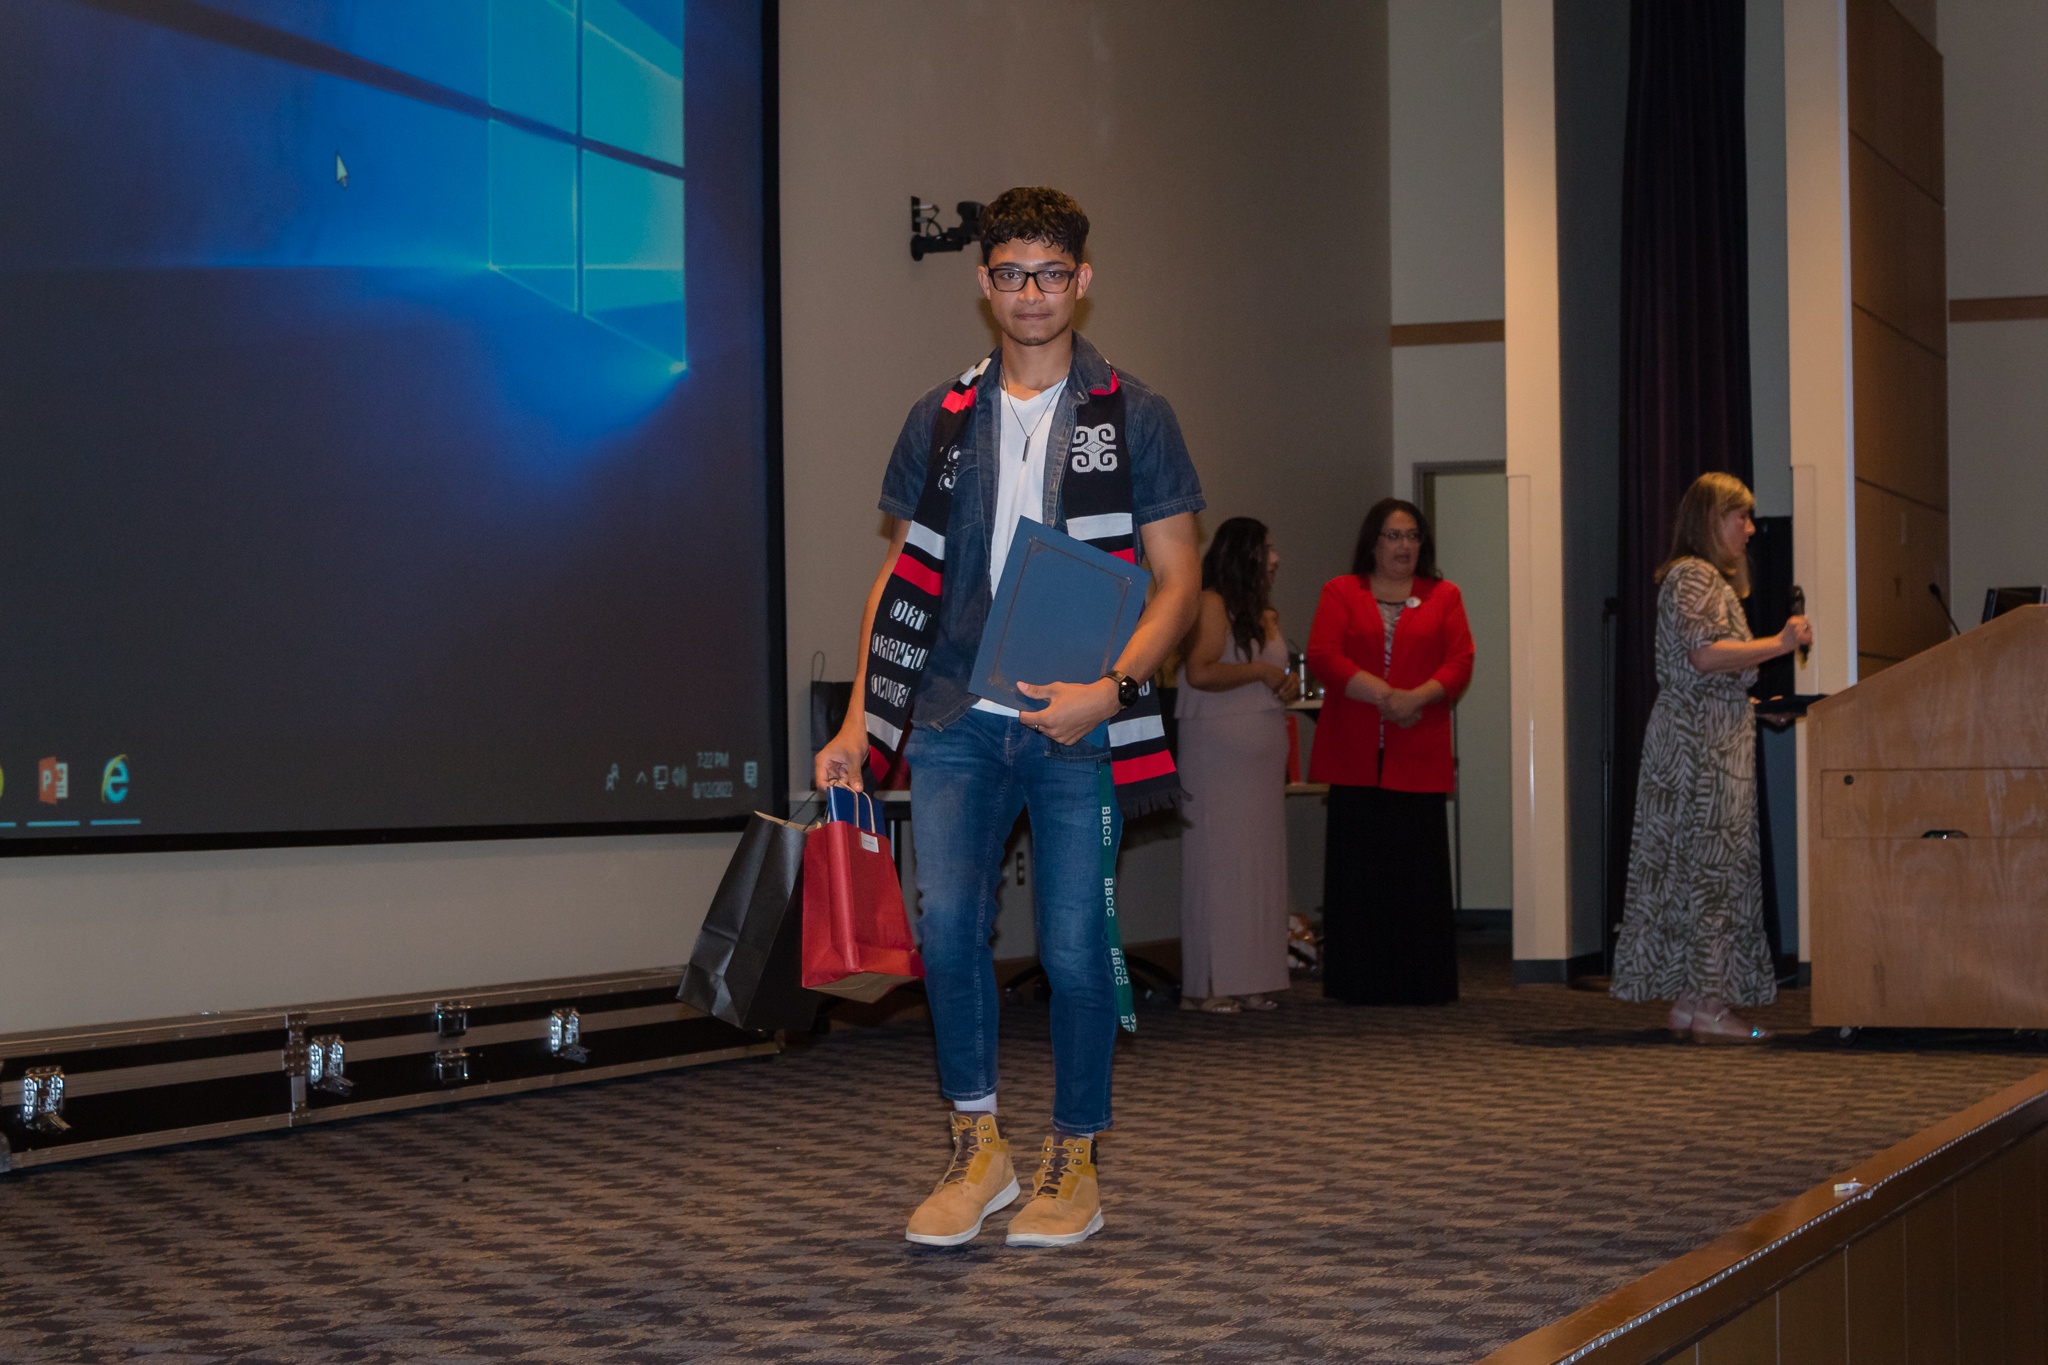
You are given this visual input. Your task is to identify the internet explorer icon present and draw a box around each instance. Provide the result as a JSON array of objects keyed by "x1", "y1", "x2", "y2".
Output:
[{"x1": 101, "y1": 755, "x2": 130, "y2": 804}]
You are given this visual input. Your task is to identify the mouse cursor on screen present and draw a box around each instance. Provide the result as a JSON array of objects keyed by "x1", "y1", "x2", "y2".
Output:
[{"x1": 336, "y1": 152, "x2": 349, "y2": 188}]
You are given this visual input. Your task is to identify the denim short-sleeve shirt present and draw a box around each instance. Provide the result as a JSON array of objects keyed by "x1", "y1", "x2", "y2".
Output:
[{"x1": 876, "y1": 333, "x2": 1204, "y2": 730}]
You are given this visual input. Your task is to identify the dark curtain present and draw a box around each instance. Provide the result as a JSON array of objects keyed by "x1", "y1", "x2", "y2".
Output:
[{"x1": 1606, "y1": 0, "x2": 1755, "y2": 952}]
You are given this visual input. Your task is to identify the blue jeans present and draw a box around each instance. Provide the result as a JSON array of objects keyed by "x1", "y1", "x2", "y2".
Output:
[{"x1": 904, "y1": 708, "x2": 1124, "y2": 1134}]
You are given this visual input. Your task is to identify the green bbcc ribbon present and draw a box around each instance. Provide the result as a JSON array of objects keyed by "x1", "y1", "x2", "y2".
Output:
[{"x1": 1097, "y1": 764, "x2": 1137, "y2": 1033}]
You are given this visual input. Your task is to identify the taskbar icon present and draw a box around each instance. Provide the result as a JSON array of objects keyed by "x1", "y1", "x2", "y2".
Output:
[{"x1": 0, "y1": 755, "x2": 140, "y2": 833}]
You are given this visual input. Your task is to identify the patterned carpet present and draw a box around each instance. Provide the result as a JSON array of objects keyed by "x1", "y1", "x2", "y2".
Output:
[{"x1": 1, "y1": 945, "x2": 2043, "y2": 1364}]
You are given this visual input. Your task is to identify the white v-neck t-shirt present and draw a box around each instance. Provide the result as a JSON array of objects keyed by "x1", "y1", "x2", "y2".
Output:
[{"x1": 973, "y1": 378, "x2": 1068, "y2": 717}]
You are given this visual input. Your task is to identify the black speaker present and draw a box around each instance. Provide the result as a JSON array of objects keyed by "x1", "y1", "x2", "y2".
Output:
[{"x1": 1744, "y1": 516, "x2": 1795, "y2": 703}]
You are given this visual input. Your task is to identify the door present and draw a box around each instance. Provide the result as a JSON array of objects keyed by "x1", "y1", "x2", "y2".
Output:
[{"x1": 1422, "y1": 467, "x2": 1511, "y2": 913}]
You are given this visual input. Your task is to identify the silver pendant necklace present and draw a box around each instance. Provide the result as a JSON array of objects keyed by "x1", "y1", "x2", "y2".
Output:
[{"x1": 1004, "y1": 386, "x2": 1056, "y2": 462}]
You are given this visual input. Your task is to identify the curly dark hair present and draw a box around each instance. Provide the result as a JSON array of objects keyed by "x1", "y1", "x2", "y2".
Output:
[
  {"x1": 978, "y1": 187, "x2": 1090, "y2": 263},
  {"x1": 1350, "y1": 498, "x2": 1439, "y2": 582},
  {"x1": 1201, "y1": 517, "x2": 1273, "y2": 661}
]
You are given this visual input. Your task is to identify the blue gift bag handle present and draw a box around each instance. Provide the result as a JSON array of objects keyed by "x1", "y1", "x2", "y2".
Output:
[{"x1": 822, "y1": 782, "x2": 881, "y2": 835}]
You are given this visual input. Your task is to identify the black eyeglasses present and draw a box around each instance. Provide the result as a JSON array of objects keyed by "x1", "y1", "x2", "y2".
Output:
[{"x1": 987, "y1": 265, "x2": 1077, "y2": 294}]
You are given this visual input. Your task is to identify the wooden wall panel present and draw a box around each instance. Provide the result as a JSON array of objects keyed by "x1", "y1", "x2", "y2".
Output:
[
  {"x1": 1846, "y1": 0, "x2": 1946, "y2": 681},
  {"x1": 1849, "y1": 139, "x2": 1948, "y2": 356},
  {"x1": 1901, "y1": 1188, "x2": 1959, "y2": 1365},
  {"x1": 1779, "y1": 1254, "x2": 1849, "y2": 1365},
  {"x1": 1846, "y1": 0, "x2": 1943, "y2": 201},
  {"x1": 1481, "y1": 1068, "x2": 2048, "y2": 1365},
  {"x1": 1851, "y1": 308, "x2": 1947, "y2": 510},
  {"x1": 1845, "y1": 1219, "x2": 1908, "y2": 1365},
  {"x1": 1884, "y1": 0, "x2": 1937, "y2": 49},
  {"x1": 1613, "y1": 1148, "x2": 2044, "y2": 1365},
  {"x1": 2002, "y1": 1132, "x2": 2046, "y2": 1362},
  {"x1": 1956, "y1": 1154, "x2": 2008, "y2": 1362},
  {"x1": 1853, "y1": 482, "x2": 1951, "y2": 664},
  {"x1": 1697, "y1": 1299, "x2": 1775, "y2": 1364}
]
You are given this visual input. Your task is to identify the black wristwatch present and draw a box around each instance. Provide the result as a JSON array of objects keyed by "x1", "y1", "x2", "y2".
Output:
[{"x1": 1105, "y1": 670, "x2": 1141, "y2": 708}]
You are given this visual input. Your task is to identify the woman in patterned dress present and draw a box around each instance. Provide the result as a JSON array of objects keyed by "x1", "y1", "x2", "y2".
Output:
[{"x1": 1610, "y1": 473, "x2": 1812, "y2": 1044}]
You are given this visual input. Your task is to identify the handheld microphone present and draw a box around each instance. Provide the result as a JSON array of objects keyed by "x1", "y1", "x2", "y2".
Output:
[
  {"x1": 1928, "y1": 582, "x2": 1961, "y2": 636},
  {"x1": 1789, "y1": 585, "x2": 1809, "y2": 667}
]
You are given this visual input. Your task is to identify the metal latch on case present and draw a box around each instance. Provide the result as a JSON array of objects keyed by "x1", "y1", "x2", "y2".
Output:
[
  {"x1": 20, "y1": 1066, "x2": 70, "y2": 1134},
  {"x1": 307, "y1": 1035, "x2": 354, "y2": 1096},
  {"x1": 549, "y1": 1008, "x2": 589, "y2": 1064}
]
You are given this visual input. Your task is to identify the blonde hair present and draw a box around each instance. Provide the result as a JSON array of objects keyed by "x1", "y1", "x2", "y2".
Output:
[{"x1": 1655, "y1": 471, "x2": 1754, "y2": 597}]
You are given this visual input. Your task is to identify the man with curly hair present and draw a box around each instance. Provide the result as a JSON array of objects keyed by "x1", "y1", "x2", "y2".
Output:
[{"x1": 815, "y1": 187, "x2": 1203, "y2": 1248}]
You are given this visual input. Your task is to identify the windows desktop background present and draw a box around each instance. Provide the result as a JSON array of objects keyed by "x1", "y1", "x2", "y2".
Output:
[{"x1": 0, "y1": 0, "x2": 775, "y2": 844}]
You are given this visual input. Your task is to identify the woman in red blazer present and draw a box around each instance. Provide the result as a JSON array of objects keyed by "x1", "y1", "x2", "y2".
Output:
[{"x1": 1306, "y1": 498, "x2": 1475, "y2": 1004}]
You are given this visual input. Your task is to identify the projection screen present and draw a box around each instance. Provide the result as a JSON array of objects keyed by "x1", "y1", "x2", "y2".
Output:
[{"x1": 0, "y1": 0, "x2": 781, "y2": 853}]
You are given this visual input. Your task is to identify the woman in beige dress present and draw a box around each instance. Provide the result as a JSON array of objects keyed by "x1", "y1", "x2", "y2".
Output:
[
  {"x1": 1610, "y1": 473, "x2": 1812, "y2": 1043},
  {"x1": 1175, "y1": 517, "x2": 1299, "y2": 1013}
]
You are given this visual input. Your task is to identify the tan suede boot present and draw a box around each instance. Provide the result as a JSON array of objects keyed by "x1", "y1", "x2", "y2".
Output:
[
  {"x1": 904, "y1": 1112, "x2": 1019, "y2": 1247},
  {"x1": 1004, "y1": 1135, "x2": 1103, "y2": 1247}
]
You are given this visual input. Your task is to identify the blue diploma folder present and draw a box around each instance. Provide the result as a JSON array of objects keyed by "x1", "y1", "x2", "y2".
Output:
[{"x1": 968, "y1": 522, "x2": 1151, "y2": 712}]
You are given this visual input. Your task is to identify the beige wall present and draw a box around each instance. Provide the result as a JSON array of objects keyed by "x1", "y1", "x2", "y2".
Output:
[
  {"x1": 780, "y1": 0, "x2": 1393, "y2": 798},
  {"x1": 1943, "y1": 2, "x2": 2045, "y2": 301},
  {"x1": 1943, "y1": 0, "x2": 2048, "y2": 621},
  {"x1": 0, "y1": 1, "x2": 1392, "y2": 1038},
  {"x1": 779, "y1": 1, "x2": 1392, "y2": 951},
  {"x1": 1749, "y1": 0, "x2": 1796, "y2": 520},
  {"x1": 1388, "y1": 0, "x2": 1512, "y2": 920},
  {"x1": 0, "y1": 834, "x2": 738, "y2": 1034},
  {"x1": 1390, "y1": 0, "x2": 1505, "y2": 328},
  {"x1": 1388, "y1": 0, "x2": 1505, "y2": 504},
  {"x1": 1502, "y1": 0, "x2": 1572, "y2": 966},
  {"x1": 1784, "y1": 0, "x2": 1859, "y2": 962}
]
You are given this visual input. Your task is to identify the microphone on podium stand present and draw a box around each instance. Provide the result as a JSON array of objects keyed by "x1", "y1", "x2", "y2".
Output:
[{"x1": 1928, "y1": 582, "x2": 1962, "y2": 637}]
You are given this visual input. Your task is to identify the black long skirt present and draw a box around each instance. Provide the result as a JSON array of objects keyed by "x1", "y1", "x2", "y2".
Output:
[{"x1": 1321, "y1": 785, "x2": 1459, "y2": 1005}]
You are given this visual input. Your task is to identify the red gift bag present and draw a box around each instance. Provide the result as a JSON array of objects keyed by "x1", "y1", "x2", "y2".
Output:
[{"x1": 801, "y1": 787, "x2": 925, "y2": 1002}]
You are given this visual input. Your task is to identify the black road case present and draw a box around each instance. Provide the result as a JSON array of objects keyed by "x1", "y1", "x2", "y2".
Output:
[{"x1": 0, "y1": 968, "x2": 779, "y2": 1173}]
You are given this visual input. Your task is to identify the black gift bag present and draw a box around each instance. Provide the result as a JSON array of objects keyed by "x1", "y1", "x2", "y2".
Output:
[
  {"x1": 679, "y1": 811, "x2": 826, "y2": 1033},
  {"x1": 810, "y1": 679, "x2": 854, "y2": 773}
]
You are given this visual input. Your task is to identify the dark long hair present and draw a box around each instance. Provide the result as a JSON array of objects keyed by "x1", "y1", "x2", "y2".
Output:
[
  {"x1": 1200, "y1": 517, "x2": 1272, "y2": 659},
  {"x1": 1351, "y1": 498, "x2": 1440, "y2": 582}
]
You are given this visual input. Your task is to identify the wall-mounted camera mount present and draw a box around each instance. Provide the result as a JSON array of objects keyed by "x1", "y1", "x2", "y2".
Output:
[{"x1": 911, "y1": 197, "x2": 983, "y2": 260}]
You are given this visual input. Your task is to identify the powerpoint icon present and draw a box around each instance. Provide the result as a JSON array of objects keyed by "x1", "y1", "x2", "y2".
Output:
[{"x1": 39, "y1": 757, "x2": 68, "y2": 804}]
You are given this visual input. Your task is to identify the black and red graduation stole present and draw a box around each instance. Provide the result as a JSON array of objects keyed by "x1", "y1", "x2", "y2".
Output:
[{"x1": 862, "y1": 359, "x2": 1181, "y2": 817}]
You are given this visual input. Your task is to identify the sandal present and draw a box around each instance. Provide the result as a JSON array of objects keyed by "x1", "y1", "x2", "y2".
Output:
[
  {"x1": 1691, "y1": 1002, "x2": 1773, "y2": 1045},
  {"x1": 1177, "y1": 996, "x2": 1241, "y2": 1013},
  {"x1": 1666, "y1": 995, "x2": 1697, "y2": 1041},
  {"x1": 1239, "y1": 995, "x2": 1280, "y2": 1011}
]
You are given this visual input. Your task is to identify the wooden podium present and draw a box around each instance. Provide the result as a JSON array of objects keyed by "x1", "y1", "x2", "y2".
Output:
[{"x1": 1809, "y1": 605, "x2": 2048, "y2": 1027}]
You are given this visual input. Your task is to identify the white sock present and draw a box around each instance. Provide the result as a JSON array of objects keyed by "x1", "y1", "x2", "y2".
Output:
[{"x1": 953, "y1": 1093, "x2": 997, "y2": 1115}]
